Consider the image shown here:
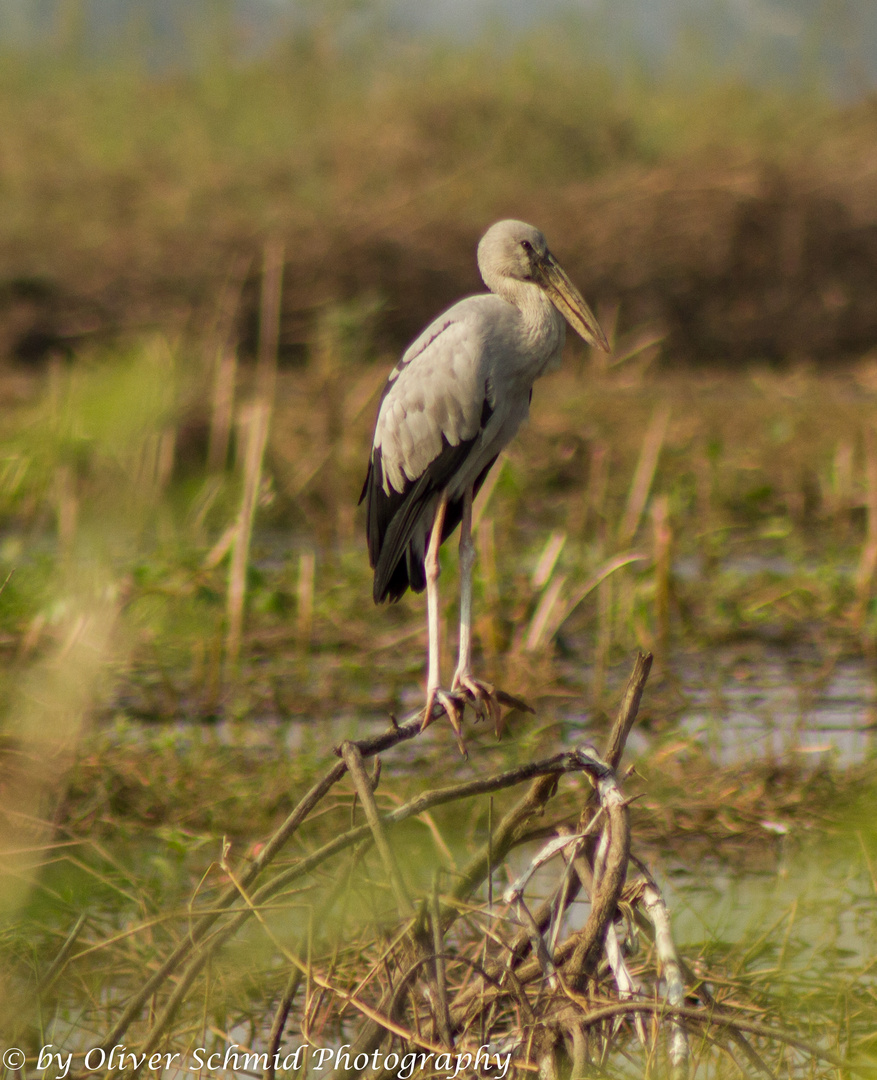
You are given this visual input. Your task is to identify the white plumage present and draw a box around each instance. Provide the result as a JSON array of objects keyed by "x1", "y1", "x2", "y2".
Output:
[{"x1": 361, "y1": 219, "x2": 609, "y2": 745}]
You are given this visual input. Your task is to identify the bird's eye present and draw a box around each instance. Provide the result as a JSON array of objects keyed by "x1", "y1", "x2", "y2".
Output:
[{"x1": 521, "y1": 239, "x2": 533, "y2": 253}]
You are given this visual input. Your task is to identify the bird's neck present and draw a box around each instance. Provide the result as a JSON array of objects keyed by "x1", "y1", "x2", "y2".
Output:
[{"x1": 496, "y1": 278, "x2": 565, "y2": 365}]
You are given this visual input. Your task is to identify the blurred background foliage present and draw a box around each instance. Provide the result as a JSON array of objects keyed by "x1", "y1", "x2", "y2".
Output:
[{"x1": 1, "y1": 0, "x2": 877, "y2": 365}]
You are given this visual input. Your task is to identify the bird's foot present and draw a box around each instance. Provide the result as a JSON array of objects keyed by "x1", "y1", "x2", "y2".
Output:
[
  {"x1": 452, "y1": 671, "x2": 535, "y2": 738},
  {"x1": 422, "y1": 687, "x2": 468, "y2": 757},
  {"x1": 452, "y1": 673, "x2": 502, "y2": 735}
]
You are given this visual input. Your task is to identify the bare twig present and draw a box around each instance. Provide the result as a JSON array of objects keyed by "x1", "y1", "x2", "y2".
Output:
[
  {"x1": 38, "y1": 912, "x2": 88, "y2": 994},
  {"x1": 96, "y1": 738, "x2": 590, "y2": 1072},
  {"x1": 564, "y1": 749, "x2": 631, "y2": 989},
  {"x1": 640, "y1": 880, "x2": 689, "y2": 1078},
  {"x1": 603, "y1": 651, "x2": 653, "y2": 771},
  {"x1": 77, "y1": 647, "x2": 861, "y2": 1080},
  {"x1": 430, "y1": 875, "x2": 454, "y2": 1048},
  {"x1": 450, "y1": 651, "x2": 654, "y2": 1032},
  {"x1": 565, "y1": 1000, "x2": 869, "y2": 1076},
  {"x1": 628, "y1": 852, "x2": 775, "y2": 1079},
  {"x1": 95, "y1": 753, "x2": 350, "y2": 1054},
  {"x1": 262, "y1": 970, "x2": 302, "y2": 1080},
  {"x1": 340, "y1": 741, "x2": 414, "y2": 920}
]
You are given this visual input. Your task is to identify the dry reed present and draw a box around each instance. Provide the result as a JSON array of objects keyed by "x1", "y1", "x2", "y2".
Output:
[{"x1": 20, "y1": 652, "x2": 858, "y2": 1080}]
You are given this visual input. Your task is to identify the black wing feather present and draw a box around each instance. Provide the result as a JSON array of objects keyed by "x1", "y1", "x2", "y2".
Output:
[
  {"x1": 363, "y1": 437, "x2": 472, "y2": 603},
  {"x1": 361, "y1": 371, "x2": 498, "y2": 603},
  {"x1": 361, "y1": 437, "x2": 499, "y2": 604}
]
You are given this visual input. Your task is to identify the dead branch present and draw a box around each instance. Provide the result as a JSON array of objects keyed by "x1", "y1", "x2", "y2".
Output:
[
  {"x1": 71, "y1": 650, "x2": 866, "y2": 1080},
  {"x1": 603, "y1": 650, "x2": 653, "y2": 771},
  {"x1": 563, "y1": 749, "x2": 631, "y2": 988},
  {"x1": 640, "y1": 880, "x2": 689, "y2": 1078},
  {"x1": 340, "y1": 741, "x2": 415, "y2": 920}
]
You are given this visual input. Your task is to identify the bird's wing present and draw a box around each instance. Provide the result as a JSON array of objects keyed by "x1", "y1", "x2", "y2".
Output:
[
  {"x1": 377, "y1": 316, "x2": 490, "y2": 489},
  {"x1": 361, "y1": 303, "x2": 499, "y2": 602}
]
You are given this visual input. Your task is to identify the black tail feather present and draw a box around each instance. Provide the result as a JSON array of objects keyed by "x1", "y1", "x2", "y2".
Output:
[{"x1": 363, "y1": 444, "x2": 500, "y2": 604}]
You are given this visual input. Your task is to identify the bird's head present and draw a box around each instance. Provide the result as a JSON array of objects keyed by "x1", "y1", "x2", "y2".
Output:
[{"x1": 477, "y1": 219, "x2": 610, "y2": 352}]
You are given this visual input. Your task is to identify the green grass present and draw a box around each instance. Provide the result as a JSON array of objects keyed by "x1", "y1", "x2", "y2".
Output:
[
  {"x1": 0, "y1": 343, "x2": 875, "y2": 1074},
  {"x1": 5, "y1": 349, "x2": 877, "y2": 736}
]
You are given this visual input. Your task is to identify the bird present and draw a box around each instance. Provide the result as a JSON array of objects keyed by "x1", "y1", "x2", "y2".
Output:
[{"x1": 360, "y1": 219, "x2": 609, "y2": 750}]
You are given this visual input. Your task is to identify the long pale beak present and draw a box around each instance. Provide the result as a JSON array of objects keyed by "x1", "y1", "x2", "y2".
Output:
[{"x1": 536, "y1": 252, "x2": 610, "y2": 352}]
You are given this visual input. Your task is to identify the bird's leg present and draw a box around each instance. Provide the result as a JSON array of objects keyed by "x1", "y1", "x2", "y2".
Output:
[
  {"x1": 452, "y1": 486, "x2": 503, "y2": 733},
  {"x1": 422, "y1": 492, "x2": 465, "y2": 751},
  {"x1": 424, "y1": 492, "x2": 448, "y2": 707},
  {"x1": 455, "y1": 485, "x2": 475, "y2": 685}
]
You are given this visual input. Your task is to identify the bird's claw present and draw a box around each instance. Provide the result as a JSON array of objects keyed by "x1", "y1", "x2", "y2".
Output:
[
  {"x1": 420, "y1": 678, "x2": 535, "y2": 752},
  {"x1": 422, "y1": 688, "x2": 468, "y2": 757},
  {"x1": 452, "y1": 673, "x2": 535, "y2": 738},
  {"x1": 452, "y1": 673, "x2": 502, "y2": 735}
]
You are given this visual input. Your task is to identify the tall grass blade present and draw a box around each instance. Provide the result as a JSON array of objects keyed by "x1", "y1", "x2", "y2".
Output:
[
  {"x1": 854, "y1": 426, "x2": 877, "y2": 632},
  {"x1": 618, "y1": 404, "x2": 670, "y2": 547},
  {"x1": 297, "y1": 549, "x2": 316, "y2": 649},
  {"x1": 531, "y1": 531, "x2": 567, "y2": 591},
  {"x1": 225, "y1": 401, "x2": 271, "y2": 676},
  {"x1": 652, "y1": 494, "x2": 672, "y2": 662},
  {"x1": 256, "y1": 237, "x2": 285, "y2": 410},
  {"x1": 207, "y1": 257, "x2": 250, "y2": 472},
  {"x1": 524, "y1": 553, "x2": 646, "y2": 654}
]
